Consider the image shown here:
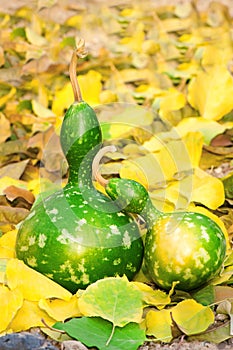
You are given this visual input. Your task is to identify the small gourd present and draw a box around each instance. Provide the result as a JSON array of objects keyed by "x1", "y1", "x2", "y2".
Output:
[
  {"x1": 16, "y1": 41, "x2": 144, "y2": 293},
  {"x1": 94, "y1": 147, "x2": 227, "y2": 291}
]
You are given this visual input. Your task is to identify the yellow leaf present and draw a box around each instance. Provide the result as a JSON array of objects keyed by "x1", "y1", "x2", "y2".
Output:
[
  {"x1": 188, "y1": 67, "x2": 233, "y2": 120},
  {"x1": 120, "y1": 156, "x2": 158, "y2": 189},
  {"x1": 9, "y1": 300, "x2": 55, "y2": 332},
  {"x1": 191, "y1": 168, "x2": 225, "y2": 210},
  {"x1": 176, "y1": 117, "x2": 226, "y2": 145},
  {"x1": 0, "y1": 230, "x2": 17, "y2": 259},
  {"x1": 38, "y1": 295, "x2": 81, "y2": 321},
  {"x1": 6, "y1": 259, "x2": 72, "y2": 301},
  {"x1": 0, "y1": 113, "x2": 11, "y2": 143},
  {"x1": 182, "y1": 132, "x2": 204, "y2": 168},
  {"x1": 65, "y1": 14, "x2": 83, "y2": 28},
  {"x1": 202, "y1": 44, "x2": 232, "y2": 68},
  {"x1": 25, "y1": 27, "x2": 47, "y2": 46},
  {"x1": 133, "y1": 282, "x2": 171, "y2": 309},
  {"x1": 120, "y1": 22, "x2": 145, "y2": 52},
  {"x1": 159, "y1": 88, "x2": 186, "y2": 113},
  {"x1": 52, "y1": 82, "x2": 73, "y2": 117},
  {"x1": 145, "y1": 309, "x2": 173, "y2": 342},
  {"x1": 52, "y1": 70, "x2": 102, "y2": 116},
  {"x1": 109, "y1": 105, "x2": 153, "y2": 139},
  {"x1": 78, "y1": 70, "x2": 102, "y2": 106},
  {"x1": 171, "y1": 299, "x2": 215, "y2": 335},
  {"x1": 0, "y1": 86, "x2": 16, "y2": 108},
  {"x1": 0, "y1": 285, "x2": 23, "y2": 333},
  {"x1": 32, "y1": 99, "x2": 55, "y2": 118}
]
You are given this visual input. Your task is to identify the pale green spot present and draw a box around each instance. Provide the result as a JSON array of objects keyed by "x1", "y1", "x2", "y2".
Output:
[
  {"x1": 122, "y1": 230, "x2": 131, "y2": 248},
  {"x1": 27, "y1": 257, "x2": 37, "y2": 267},
  {"x1": 38, "y1": 233, "x2": 47, "y2": 248},
  {"x1": 20, "y1": 245, "x2": 28, "y2": 252},
  {"x1": 113, "y1": 258, "x2": 121, "y2": 265},
  {"x1": 28, "y1": 236, "x2": 36, "y2": 246}
]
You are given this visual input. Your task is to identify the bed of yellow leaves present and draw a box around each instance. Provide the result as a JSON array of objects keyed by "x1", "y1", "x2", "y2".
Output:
[{"x1": 0, "y1": 0, "x2": 233, "y2": 344}]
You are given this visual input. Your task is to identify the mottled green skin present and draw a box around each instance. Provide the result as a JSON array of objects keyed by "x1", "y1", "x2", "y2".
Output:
[
  {"x1": 16, "y1": 102, "x2": 144, "y2": 293},
  {"x1": 106, "y1": 178, "x2": 227, "y2": 291},
  {"x1": 144, "y1": 212, "x2": 226, "y2": 291},
  {"x1": 106, "y1": 178, "x2": 149, "y2": 214}
]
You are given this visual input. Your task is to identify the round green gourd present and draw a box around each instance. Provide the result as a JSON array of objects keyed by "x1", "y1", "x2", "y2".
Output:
[
  {"x1": 96, "y1": 157, "x2": 227, "y2": 291},
  {"x1": 15, "y1": 42, "x2": 144, "y2": 293}
]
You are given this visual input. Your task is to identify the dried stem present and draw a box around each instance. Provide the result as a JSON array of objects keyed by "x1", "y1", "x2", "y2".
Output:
[
  {"x1": 92, "y1": 145, "x2": 117, "y2": 186},
  {"x1": 69, "y1": 38, "x2": 88, "y2": 102},
  {"x1": 41, "y1": 318, "x2": 66, "y2": 334}
]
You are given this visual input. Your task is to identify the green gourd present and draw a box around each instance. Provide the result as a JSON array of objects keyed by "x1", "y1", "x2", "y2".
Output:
[
  {"x1": 15, "y1": 41, "x2": 144, "y2": 293},
  {"x1": 94, "y1": 147, "x2": 227, "y2": 291}
]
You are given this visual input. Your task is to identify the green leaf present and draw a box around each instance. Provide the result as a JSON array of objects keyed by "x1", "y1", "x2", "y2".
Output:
[
  {"x1": 171, "y1": 299, "x2": 215, "y2": 336},
  {"x1": 191, "y1": 285, "x2": 215, "y2": 306},
  {"x1": 54, "y1": 317, "x2": 146, "y2": 350},
  {"x1": 78, "y1": 276, "x2": 143, "y2": 327},
  {"x1": 11, "y1": 27, "x2": 26, "y2": 39}
]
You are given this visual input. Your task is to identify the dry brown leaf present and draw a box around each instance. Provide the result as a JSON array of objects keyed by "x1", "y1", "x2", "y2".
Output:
[
  {"x1": 3, "y1": 185, "x2": 35, "y2": 204},
  {"x1": 0, "y1": 206, "x2": 29, "y2": 225}
]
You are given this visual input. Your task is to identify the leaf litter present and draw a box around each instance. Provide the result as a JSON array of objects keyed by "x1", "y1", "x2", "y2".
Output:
[{"x1": 0, "y1": 0, "x2": 233, "y2": 349}]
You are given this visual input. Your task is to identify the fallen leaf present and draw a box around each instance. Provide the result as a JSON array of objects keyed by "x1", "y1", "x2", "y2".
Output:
[
  {"x1": 78, "y1": 276, "x2": 143, "y2": 327},
  {"x1": 6, "y1": 259, "x2": 72, "y2": 301},
  {"x1": 9, "y1": 300, "x2": 56, "y2": 332},
  {"x1": 25, "y1": 27, "x2": 47, "y2": 46},
  {"x1": 0, "y1": 230, "x2": 17, "y2": 259},
  {"x1": 133, "y1": 282, "x2": 171, "y2": 309},
  {"x1": 3, "y1": 185, "x2": 35, "y2": 204},
  {"x1": 214, "y1": 286, "x2": 233, "y2": 303},
  {"x1": 38, "y1": 295, "x2": 81, "y2": 321},
  {"x1": 0, "y1": 113, "x2": 11, "y2": 143},
  {"x1": 0, "y1": 285, "x2": 23, "y2": 333},
  {"x1": 188, "y1": 66, "x2": 233, "y2": 120},
  {"x1": 191, "y1": 168, "x2": 225, "y2": 210},
  {"x1": 145, "y1": 309, "x2": 173, "y2": 342},
  {"x1": 176, "y1": 117, "x2": 226, "y2": 145},
  {"x1": 191, "y1": 285, "x2": 215, "y2": 306},
  {"x1": 32, "y1": 99, "x2": 55, "y2": 119},
  {"x1": 54, "y1": 317, "x2": 146, "y2": 350},
  {"x1": 187, "y1": 321, "x2": 231, "y2": 344},
  {"x1": 171, "y1": 299, "x2": 215, "y2": 336},
  {"x1": 0, "y1": 206, "x2": 29, "y2": 225},
  {"x1": 216, "y1": 300, "x2": 233, "y2": 335},
  {"x1": 0, "y1": 85, "x2": 16, "y2": 108},
  {"x1": 0, "y1": 160, "x2": 29, "y2": 180}
]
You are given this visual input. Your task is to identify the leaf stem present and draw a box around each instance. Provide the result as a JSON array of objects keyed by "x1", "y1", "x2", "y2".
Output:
[
  {"x1": 106, "y1": 323, "x2": 115, "y2": 346},
  {"x1": 41, "y1": 318, "x2": 66, "y2": 334},
  {"x1": 69, "y1": 38, "x2": 87, "y2": 102},
  {"x1": 92, "y1": 145, "x2": 117, "y2": 186}
]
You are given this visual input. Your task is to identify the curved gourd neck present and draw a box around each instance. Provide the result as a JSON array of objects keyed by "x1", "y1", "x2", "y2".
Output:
[
  {"x1": 60, "y1": 101, "x2": 102, "y2": 186},
  {"x1": 60, "y1": 42, "x2": 102, "y2": 187},
  {"x1": 140, "y1": 198, "x2": 161, "y2": 228}
]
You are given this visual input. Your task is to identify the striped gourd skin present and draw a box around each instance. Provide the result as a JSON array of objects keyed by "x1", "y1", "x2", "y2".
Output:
[
  {"x1": 16, "y1": 184, "x2": 144, "y2": 293},
  {"x1": 144, "y1": 212, "x2": 226, "y2": 291}
]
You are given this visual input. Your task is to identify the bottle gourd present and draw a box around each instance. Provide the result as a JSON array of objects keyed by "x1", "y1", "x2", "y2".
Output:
[
  {"x1": 16, "y1": 41, "x2": 144, "y2": 293},
  {"x1": 94, "y1": 147, "x2": 227, "y2": 291}
]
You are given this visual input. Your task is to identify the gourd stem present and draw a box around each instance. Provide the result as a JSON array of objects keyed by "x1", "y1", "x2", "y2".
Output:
[
  {"x1": 92, "y1": 145, "x2": 117, "y2": 186},
  {"x1": 69, "y1": 39, "x2": 87, "y2": 102}
]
